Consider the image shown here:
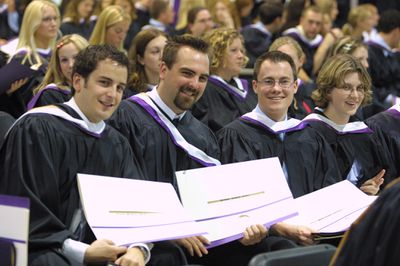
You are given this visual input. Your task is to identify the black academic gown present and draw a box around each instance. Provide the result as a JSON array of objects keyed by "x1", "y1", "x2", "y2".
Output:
[
  {"x1": 0, "y1": 104, "x2": 146, "y2": 265},
  {"x1": 288, "y1": 80, "x2": 316, "y2": 119},
  {"x1": 217, "y1": 116, "x2": 340, "y2": 198},
  {"x1": 305, "y1": 109, "x2": 396, "y2": 187},
  {"x1": 282, "y1": 28, "x2": 322, "y2": 79},
  {"x1": 365, "y1": 107, "x2": 400, "y2": 177},
  {"x1": 332, "y1": 178, "x2": 400, "y2": 266},
  {"x1": 108, "y1": 98, "x2": 221, "y2": 190},
  {"x1": 366, "y1": 42, "x2": 400, "y2": 113},
  {"x1": 0, "y1": 49, "x2": 49, "y2": 118},
  {"x1": 241, "y1": 24, "x2": 274, "y2": 68},
  {"x1": 60, "y1": 21, "x2": 95, "y2": 40},
  {"x1": 27, "y1": 85, "x2": 71, "y2": 110},
  {"x1": 191, "y1": 76, "x2": 257, "y2": 133}
]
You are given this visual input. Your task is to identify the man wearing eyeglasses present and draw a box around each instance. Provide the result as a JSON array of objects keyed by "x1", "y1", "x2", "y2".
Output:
[{"x1": 217, "y1": 50, "x2": 341, "y2": 246}]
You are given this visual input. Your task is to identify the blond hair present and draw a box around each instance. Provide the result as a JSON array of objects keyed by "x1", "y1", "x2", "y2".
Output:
[
  {"x1": 17, "y1": 0, "x2": 60, "y2": 65},
  {"x1": 34, "y1": 34, "x2": 89, "y2": 94},
  {"x1": 89, "y1": 5, "x2": 131, "y2": 51},
  {"x1": 203, "y1": 27, "x2": 248, "y2": 74}
]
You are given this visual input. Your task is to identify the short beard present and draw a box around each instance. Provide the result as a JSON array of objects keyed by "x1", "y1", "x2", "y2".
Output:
[{"x1": 173, "y1": 85, "x2": 199, "y2": 111}]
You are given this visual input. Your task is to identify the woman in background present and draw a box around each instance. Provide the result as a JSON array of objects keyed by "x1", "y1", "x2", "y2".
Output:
[
  {"x1": 89, "y1": 5, "x2": 130, "y2": 52},
  {"x1": 60, "y1": 0, "x2": 96, "y2": 39},
  {"x1": 0, "y1": 0, "x2": 60, "y2": 118},
  {"x1": 125, "y1": 28, "x2": 167, "y2": 97},
  {"x1": 192, "y1": 27, "x2": 255, "y2": 132},
  {"x1": 28, "y1": 34, "x2": 89, "y2": 109}
]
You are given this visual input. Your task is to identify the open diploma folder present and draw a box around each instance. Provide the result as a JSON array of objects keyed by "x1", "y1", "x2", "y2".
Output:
[
  {"x1": 0, "y1": 194, "x2": 30, "y2": 266},
  {"x1": 77, "y1": 174, "x2": 205, "y2": 246},
  {"x1": 176, "y1": 157, "x2": 298, "y2": 248},
  {"x1": 283, "y1": 180, "x2": 377, "y2": 240}
]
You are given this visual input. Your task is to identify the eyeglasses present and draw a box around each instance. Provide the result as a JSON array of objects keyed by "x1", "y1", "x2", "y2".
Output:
[
  {"x1": 257, "y1": 78, "x2": 294, "y2": 89},
  {"x1": 338, "y1": 84, "x2": 365, "y2": 95}
]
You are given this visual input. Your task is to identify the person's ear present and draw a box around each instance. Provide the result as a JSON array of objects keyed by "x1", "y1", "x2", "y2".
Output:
[{"x1": 72, "y1": 73, "x2": 84, "y2": 93}]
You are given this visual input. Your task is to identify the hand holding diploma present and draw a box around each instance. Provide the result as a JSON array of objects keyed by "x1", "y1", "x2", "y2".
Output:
[
  {"x1": 115, "y1": 247, "x2": 145, "y2": 266},
  {"x1": 270, "y1": 223, "x2": 316, "y2": 246},
  {"x1": 239, "y1": 224, "x2": 268, "y2": 246},
  {"x1": 173, "y1": 236, "x2": 210, "y2": 257},
  {"x1": 84, "y1": 239, "x2": 127, "y2": 264}
]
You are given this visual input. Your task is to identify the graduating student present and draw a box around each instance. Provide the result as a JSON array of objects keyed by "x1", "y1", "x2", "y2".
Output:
[
  {"x1": 269, "y1": 36, "x2": 316, "y2": 119},
  {"x1": 0, "y1": 45, "x2": 150, "y2": 266},
  {"x1": 60, "y1": 0, "x2": 96, "y2": 40},
  {"x1": 28, "y1": 34, "x2": 89, "y2": 109},
  {"x1": 217, "y1": 50, "x2": 340, "y2": 245},
  {"x1": 366, "y1": 9, "x2": 400, "y2": 113},
  {"x1": 191, "y1": 27, "x2": 257, "y2": 133},
  {"x1": 366, "y1": 104, "x2": 400, "y2": 177},
  {"x1": 305, "y1": 54, "x2": 396, "y2": 195},
  {"x1": 331, "y1": 178, "x2": 400, "y2": 266},
  {"x1": 109, "y1": 34, "x2": 220, "y2": 190},
  {"x1": 89, "y1": 5, "x2": 130, "y2": 52},
  {"x1": 282, "y1": 5, "x2": 324, "y2": 81},
  {"x1": 0, "y1": 0, "x2": 60, "y2": 118},
  {"x1": 126, "y1": 28, "x2": 167, "y2": 97},
  {"x1": 241, "y1": 1, "x2": 284, "y2": 68},
  {"x1": 109, "y1": 35, "x2": 294, "y2": 266},
  {"x1": 217, "y1": 50, "x2": 339, "y2": 199}
]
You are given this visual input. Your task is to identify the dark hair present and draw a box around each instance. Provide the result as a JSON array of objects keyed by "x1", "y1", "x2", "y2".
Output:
[
  {"x1": 259, "y1": 1, "x2": 284, "y2": 25},
  {"x1": 187, "y1": 6, "x2": 208, "y2": 25},
  {"x1": 253, "y1": 51, "x2": 297, "y2": 81},
  {"x1": 162, "y1": 35, "x2": 210, "y2": 69},
  {"x1": 150, "y1": 0, "x2": 169, "y2": 19},
  {"x1": 71, "y1": 44, "x2": 130, "y2": 94},
  {"x1": 128, "y1": 28, "x2": 167, "y2": 93},
  {"x1": 377, "y1": 9, "x2": 400, "y2": 33}
]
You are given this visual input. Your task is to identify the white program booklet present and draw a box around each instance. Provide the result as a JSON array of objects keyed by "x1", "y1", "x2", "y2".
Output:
[
  {"x1": 283, "y1": 180, "x2": 376, "y2": 238},
  {"x1": 0, "y1": 194, "x2": 30, "y2": 266},
  {"x1": 77, "y1": 174, "x2": 205, "y2": 246},
  {"x1": 176, "y1": 157, "x2": 297, "y2": 247}
]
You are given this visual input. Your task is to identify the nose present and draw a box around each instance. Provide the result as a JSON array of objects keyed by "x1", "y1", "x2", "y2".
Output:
[{"x1": 69, "y1": 58, "x2": 74, "y2": 68}]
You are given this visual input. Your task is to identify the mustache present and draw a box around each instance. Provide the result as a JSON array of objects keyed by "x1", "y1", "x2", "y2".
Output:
[{"x1": 179, "y1": 86, "x2": 199, "y2": 97}]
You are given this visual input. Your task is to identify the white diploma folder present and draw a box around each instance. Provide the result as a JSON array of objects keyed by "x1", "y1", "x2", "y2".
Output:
[
  {"x1": 284, "y1": 180, "x2": 376, "y2": 237},
  {"x1": 77, "y1": 174, "x2": 205, "y2": 246},
  {"x1": 0, "y1": 194, "x2": 30, "y2": 266},
  {"x1": 176, "y1": 157, "x2": 297, "y2": 248}
]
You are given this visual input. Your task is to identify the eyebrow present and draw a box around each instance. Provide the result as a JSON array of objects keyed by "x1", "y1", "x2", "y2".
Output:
[
  {"x1": 98, "y1": 75, "x2": 127, "y2": 86},
  {"x1": 180, "y1": 67, "x2": 210, "y2": 78}
]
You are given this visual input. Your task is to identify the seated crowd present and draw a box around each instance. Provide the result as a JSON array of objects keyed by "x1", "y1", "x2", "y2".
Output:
[{"x1": 0, "y1": 0, "x2": 400, "y2": 265}]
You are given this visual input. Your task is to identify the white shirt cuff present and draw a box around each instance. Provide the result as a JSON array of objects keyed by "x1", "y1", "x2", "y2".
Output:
[
  {"x1": 61, "y1": 238, "x2": 90, "y2": 264},
  {"x1": 127, "y1": 243, "x2": 152, "y2": 264}
]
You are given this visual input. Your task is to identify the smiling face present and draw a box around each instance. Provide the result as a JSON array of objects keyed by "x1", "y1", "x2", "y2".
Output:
[
  {"x1": 158, "y1": 46, "x2": 209, "y2": 114},
  {"x1": 105, "y1": 20, "x2": 129, "y2": 48},
  {"x1": 253, "y1": 59, "x2": 298, "y2": 121},
  {"x1": 59, "y1": 43, "x2": 80, "y2": 84},
  {"x1": 73, "y1": 59, "x2": 128, "y2": 123},
  {"x1": 324, "y1": 72, "x2": 365, "y2": 124}
]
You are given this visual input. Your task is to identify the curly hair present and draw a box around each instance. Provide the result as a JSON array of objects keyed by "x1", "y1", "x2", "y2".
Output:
[{"x1": 203, "y1": 27, "x2": 248, "y2": 74}]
